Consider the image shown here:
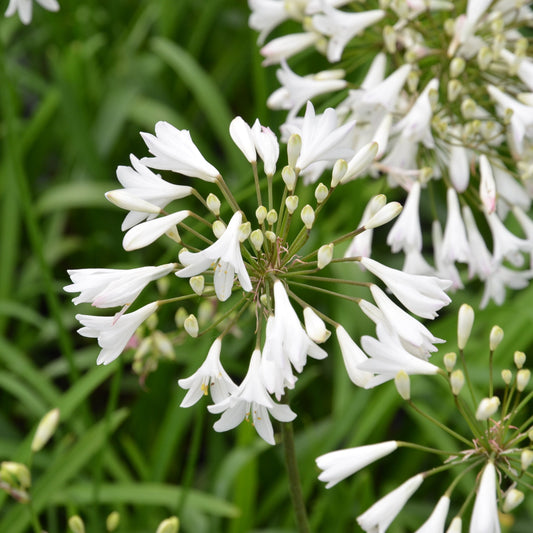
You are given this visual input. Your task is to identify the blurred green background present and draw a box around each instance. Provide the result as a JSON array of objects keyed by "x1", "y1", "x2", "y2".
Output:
[{"x1": 1, "y1": 1, "x2": 533, "y2": 532}]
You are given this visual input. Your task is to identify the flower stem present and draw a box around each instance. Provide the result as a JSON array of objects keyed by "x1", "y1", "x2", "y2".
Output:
[{"x1": 281, "y1": 419, "x2": 310, "y2": 533}]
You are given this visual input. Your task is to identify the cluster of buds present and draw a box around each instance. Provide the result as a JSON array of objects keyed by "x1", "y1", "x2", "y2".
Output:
[
  {"x1": 65, "y1": 101, "x2": 453, "y2": 444},
  {"x1": 250, "y1": 0, "x2": 533, "y2": 307},
  {"x1": 316, "y1": 303, "x2": 532, "y2": 532}
]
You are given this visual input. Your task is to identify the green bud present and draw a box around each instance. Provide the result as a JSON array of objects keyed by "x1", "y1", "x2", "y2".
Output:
[
  {"x1": 501, "y1": 369, "x2": 512, "y2": 385},
  {"x1": 282, "y1": 166, "x2": 297, "y2": 191},
  {"x1": 490, "y1": 326, "x2": 504, "y2": 351},
  {"x1": 394, "y1": 370, "x2": 410, "y2": 400},
  {"x1": 514, "y1": 351, "x2": 526, "y2": 369},
  {"x1": 266, "y1": 209, "x2": 278, "y2": 225},
  {"x1": 212, "y1": 220, "x2": 226, "y2": 239},
  {"x1": 189, "y1": 276, "x2": 205, "y2": 296},
  {"x1": 31, "y1": 408, "x2": 60, "y2": 452},
  {"x1": 156, "y1": 516, "x2": 180, "y2": 533},
  {"x1": 255, "y1": 206, "x2": 267, "y2": 224},
  {"x1": 106, "y1": 511, "x2": 120, "y2": 532},
  {"x1": 264, "y1": 230, "x2": 276, "y2": 243},
  {"x1": 450, "y1": 370, "x2": 465, "y2": 396},
  {"x1": 184, "y1": 315, "x2": 199, "y2": 337},
  {"x1": 314, "y1": 183, "x2": 328, "y2": 204},
  {"x1": 1, "y1": 461, "x2": 31, "y2": 489},
  {"x1": 449, "y1": 57, "x2": 465, "y2": 78},
  {"x1": 383, "y1": 25, "x2": 396, "y2": 54},
  {"x1": 331, "y1": 159, "x2": 347, "y2": 187},
  {"x1": 447, "y1": 79, "x2": 462, "y2": 102},
  {"x1": 285, "y1": 195, "x2": 299, "y2": 215},
  {"x1": 317, "y1": 243, "x2": 333, "y2": 269},
  {"x1": 443, "y1": 352, "x2": 457, "y2": 373},
  {"x1": 503, "y1": 489, "x2": 524, "y2": 513},
  {"x1": 206, "y1": 193, "x2": 221, "y2": 216},
  {"x1": 238, "y1": 222, "x2": 251, "y2": 242},
  {"x1": 250, "y1": 229, "x2": 264, "y2": 251},
  {"x1": 522, "y1": 449, "x2": 533, "y2": 470},
  {"x1": 517, "y1": 369, "x2": 530, "y2": 392},
  {"x1": 68, "y1": 515, "x2": 85, "y2": 533},
  {"x1": 300, "y1": 205, "x2": 315, "y2": 229},
  {"x1": 475, "y1": 396, "x2": 500, "y2": 420},
  {"x1": 288, "y1": 134, "x2": 301, "y2": 169}
]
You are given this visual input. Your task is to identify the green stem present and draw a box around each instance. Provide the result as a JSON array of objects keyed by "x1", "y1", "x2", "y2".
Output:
[
  {"x1": 281, "y1": 419, "x2": 310, "y2": 533},
  {"x1": 215, "y1": 175, "x2": 241, "y2": 214},
  {"x1": 252, "y1": 161, "x2": 262, "y2": 207},
  {"x1": 459, "y1": 349, "x2": 477, "y2": 409}
]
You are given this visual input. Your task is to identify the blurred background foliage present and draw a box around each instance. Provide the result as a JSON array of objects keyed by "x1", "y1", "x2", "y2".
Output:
[{"x1": 1, "y1": 1, "x2": 533, "y2": 532}]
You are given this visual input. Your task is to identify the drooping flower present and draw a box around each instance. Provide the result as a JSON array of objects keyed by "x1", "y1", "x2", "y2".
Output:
[{"x1": 469, "y1": 462, "x2": 500, "y2": 533}]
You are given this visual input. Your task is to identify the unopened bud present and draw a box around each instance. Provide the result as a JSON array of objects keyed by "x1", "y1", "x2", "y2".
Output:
[
  {"x1": 250, "y1": 229, "x2": 264, "y2": 251},
  {"x1": 266, "y1": 209, "x2": 278, "y2": 225},
  {"x1": 450, "y1": 370, "x2": 465, "y2": 395},
  {"x1": 256, "y1": 205, "x2": 267, "y2": 224},
  {"x1": 504, "y1": 107, "x2": 514, "y2": 125},
  {"x1": 264, "y1": 230, "x2": 276, "y2": 243},
  {"x1": 175, "y1": 307, "x2": 188, "y2": 328},
  {"x1": 212, "y1": 220, "x2": 226, "y2": 239},
  {"x1": 282, "y1": 166, "x2": 297, "y2": 191},
  {"x1": 514, "y1": 351, "x2": 526, "y2": 369},
  {"x1": 444, "y1": 18, "x2": 455, "y2": 36},
  {"x1": 260, "y1": 293, "x2": 270, "y2": 307},
  {"x1": 515, "y1": 37, "x2": 528, "y2": 56},
  {"x1": 444, "y1": 352, "x2": 457, "y2": 373},
  {"x1": 406, "y1": 70, "x2": 419, "y2": 93},
  {"x1": 475, "y1": 396, "x2": 500, "y2": 420},
  {"x1": 156, "y1": 516, "x2": 180, "y2": 533},
  {"x1": 288, "y1": 134, "x2": 302, "y2": 169},
  {"x1": 457, "y1": 304, "x2": 474, "y2": 350},
  {"x1": 394, "y1": 370, "x2": 411, "y2": 400},
  {"x1": 503, "y1": 489, "x2": 524, "y2": 513},
  {"x1": 492, "y1": 33, "x2": 505, "y2": 55},
  {"x1": 428, "y1": 88, "x2": 439, "y2": 111},
  {"x1": 490, "y1": 326, "x2": 504, "y2": 351},
  {"x1": 461, "y1": 98, "x2": 477, "y2": 119},
  {"x1": 517, "y1": 369, "x2": 530, "y2": 392},
  {"x1": 404, "y1": 49, "x2": 417, "y2": 64},
  {"x1": 68, "y1": 515, "x2": 85, "y2": 533},
  {"x1": 447, "y1": 79, "x2": 462, "y2": 102},
  {"x1": 315, "y1": 183, "x2": 329, "y2": 203},
  {"x1": 364, "y1": 202, "x2": 402, "y2": 229},
  {"x1": 501, "y1": 369, "x2": 512, "y2": 385},
  {"x1": 285, "y1": 195, "x2": 299, "y2": 214},
  {"x1": 477, "y1": 46, "x2": 492, "y2": 70},
  {"x1": 449, "y1": 57, "x2": 465, "y2": 78},
  {"x1": 31, "y1": 408, "x2": 60, "y2": 452},
  {"x1": 341, "y1": 142, "x2": 378, "y2": 184},
  {"x1": 521, "y1": 449, "x2": 533, "y2": 470},
  {"x1": 331, "y1": 159, "x2": 347, "y2": 187},
  {"x1": 189, "y1": 276, "x2": 204, "y2": 296},
  {"x1": 301, "y1": 205, "x2": 315, "y2": 229},
  {"x1": 197, "y1": 300, "x2": 212, "y2": 326},
  {"x1": 303, "y1": 307, "x2": 330, "y2": 343},
  {"x1": 238, "y1": 222, "x2": 251, "y2": 242},
  {"x1": 383, "y1": 25, "x2": 396, "y2": 53},
  {"x1": 317, "y1": 243, "x2": 333, "y2": 269},
  {"x1": 206, "y1": 193, "x2": 221, "y2": 216},
  {"x1": 0, "y1": 461, "x2": 31, "y2": 489},
  {"x1": 184, "y1": 315, "x2": 199, "y2": 337},
  {"x1": 106, "y1": 511, "x2": 120, "y2": 532}
]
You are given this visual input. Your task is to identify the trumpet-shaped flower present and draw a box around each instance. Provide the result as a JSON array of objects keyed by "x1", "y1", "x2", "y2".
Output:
[
  {"x1": 414, "y1": 496, "x2": 450, "y2": 533},
  {"x1": 208, "y1": 349, "x2": 296, "y2": 445},
  {"x1": 469, "y1": 462, "x2": 500, "y2": 533},
  {"x1": 177, "y1": 211, "x2": 252, "y2": 301},
  {"x1": 336, "y1": 325, "x2": 373, "y2": 387},
  {"x1": 178, "y1": 338, "x2": 238, "y2": 407},
  {"x1": 76, "y1": 302, "x2": 159, "y2": 365},
  {"x1": 387, "y1": 181, "x2": 422, "y2": 253}
]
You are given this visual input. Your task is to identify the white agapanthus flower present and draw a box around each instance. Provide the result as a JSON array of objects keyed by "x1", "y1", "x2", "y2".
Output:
[
  {"x1": 5, "y1": 0, "x2": 59, "y2": 25},
  {"x1": 387, "y1": 180, "x2": 422, "y2": 253},
  {"x1": 335, "y1": 325, "x2": 372, "y2": 387},
  {"x1": 469, "y1": 462, "x2": 501, "y2": 533},
  {"x1": 414, "y1": 495, "x2": 450, "y2": 533}
]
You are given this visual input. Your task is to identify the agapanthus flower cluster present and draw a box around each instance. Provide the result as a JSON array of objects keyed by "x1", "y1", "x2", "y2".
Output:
[
  {"x1": 4, "y1": 0, "x2": 59, "y2": 24},
  {"x1": 65, "y1": 101, "x2": 452, "y2": 444},
  {"x1": 250, "y1": 0, "x2": 533, "y2": 308},
  {"x1": 316, "y1": 303, "x2": 533, "y2": 532}
]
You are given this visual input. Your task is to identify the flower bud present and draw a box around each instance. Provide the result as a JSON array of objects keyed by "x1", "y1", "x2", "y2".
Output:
[
  {"x1": 260, "y1": 293, "x2": 270, "y2": 307},
  {"x1": 68, "y1": 515, "x2": 85, "y2": 533},
  {"x1": 515, "y1": 37, "x2": 528, "y2": 55},
  {"x1": 303, "y1": 307, "x2": 330, "y2": 343},
  {"x1": 106, "y1": 511, "x2": 120, "y2": 532},
  {"x1": 521, "y1": 449, "x2": 533, "y2": 471},
  {"x1": 461, "y1": 98, "x2": 477, "y2": 119},
  {"x1": 206, "y1": 193, "x2": 221, "y2": 216},
  {"x1": 175, "y1": 307, "x2": 188, "y2": 328},
  {"x1": 315, "y1": 183, "x2": 328, "y2": 203},
  {"x1": 394, "y1": 370, "x2": 410, "y2": 400},
  {"x1": 255, "y1": 205, "x2": 267, "y2": 224},
  {"x1": 285, "y1": 195, "x2": 299, "y2": 215},
  {"x1": 331, "y1": 159, "x2": 347, "y2": 187},
  {"x1": 503, "y1": 489, "x2": 524, "y2": 513},
  {"x1": 301, "y1": 205, "x2": 315, "y2": 229},
  {"x1": 156, "y1": 516, "x2": 180, "y2": 533},
  {"x1": 266, "y1": 209, "x2": 278, "y2": 225},
  {"x1": 447, "y1": 79, "x2": 462, "y2": 102},
  {"x1": 189, "y1": 276, "x2": 204, "y2": 296},
  {"x1": 317, "y1": 243, "x2": 333, "y2": 269},
  {"x1": 446, "y1": 517, "x2": 462, "y2": 533},
  {"x1": 475, "y1": 396, "x2": 500, "y2": 420},
  {"x1": 197, "y1": 301, "x2": 212, "y2": 326},
  {"x1": 492, "y1": 33, "x2": 505, "y2": 55},
  {"x1": 514, "y1": 351, "x2": 526, "y2": 369},
  {"x1": 517, "y1": 369, "x2": 530, "y2": 392},
  {"x1": 428, "y1": 88, "x2": 438, "y2": 111},
  {"x1": 31, "y1": 408, "x2": 60, "y2": 452},
  {"x1": 212, "y1": 220, "x2": 226, "y2": 239},
  {"x1": 282, "y1": 166, "x2": 297, "y2": 191},
  {"x1": 449, "y1": 57, "x2": 465, "y2": 78},
  {"x1": 265, "y1": 230, "x2": 276, "y2": 243},
  {"x1": 444, "y1": 18, "x2": 455, "y2": 36},
  {"x1": 479, "y1": 155, "x2": 496, "y2": 214},
  {"x1": 477, "y1": 46, "x2": 492, "y2": 70},
  {"x1": 105, "y1": 190, "x2": 161, "y2": 214},
  {"x1": 490, "y1": 326, "x2": 503, "y2": 351},
  {"x1": 184, "y1": 315, "x2": 199, "y2": 337},
  {"x1": 457, "y1": 304, "x2": 474, "y2": 350},
  {"x1": 383, "y1": 25, "x2": 396, "y2": 53},
  {"x1": 501, "y1": 369, "x2": 512, "y2": 385},
  {"x1": 288, "y1": 134, "x2": 302, "y2": 169},
  {"x1": 406, "y1": 70, "x2": 419, "y2": 93},
  {"x1": 340, "y1": 142, "x2": 378, "y2": 184},
  {"x1": 364, "y1": 202, "x2": 402, "y2": 229},
  {"x1": 0, "y1": 461, "x2": 31, "y2": 489},
  {"x1": 450, "y1": 370, "x2": 465, "y2": 395},
  {"x1": 238, "y1": 222, "x2": 251, "y2": 242},
  {"x1": 250, "y1": 229, "x2": 264, "y2": 251},
  {"x1": 444, "y1": 352, "x2": 457, "y2": 373}
]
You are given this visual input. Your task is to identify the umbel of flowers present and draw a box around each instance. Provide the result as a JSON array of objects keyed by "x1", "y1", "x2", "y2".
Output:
[
  {"x1": 65, "y1": 101, "x2": 452, "y2": 444},
  {"x1": 316, "y1": 303, "x2": 533, "y2": 532},
  {"x1": 249, "y1": 0, "x2": 533, "y2": 308}
]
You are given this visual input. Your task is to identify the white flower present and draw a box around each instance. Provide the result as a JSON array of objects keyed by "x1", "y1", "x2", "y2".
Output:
[
  {"x1": 251, "y1": 120, "x2": 280, "y2": 175},
  {"x1": 229, "y1": 117, "x2": 256, "y2": 163},
  {"x1": 110, "y1": 155, "x2": 193, "y2": 231},
  {"x1": 178, "y1": 338, "x2": 238, "y2": 407},
  {"x1": 432, "y1": 220, "x2": 464, "y2": 289},
  {"x1": 480, "y1": 263, "x2": 532, "y2": 309},
  {"x1": 177, "y1": 211, "x2": 252, "y2": 301},
  {"x1": 140, "y1": 121, "x2": 220, "y2": 181},
  {"x1": 462, "y1": 206, "x2": 493, "y2": 280},
  {"x1": 500, "y1": 48, "x2": 533, "y2": 91},
  {"x1": 479, "y1": 156, "x2": 496, "y2": 215},
  {"x1": 357, "y1": 474, "x2": 424, "y2": 532},
  {"x1": 345, "y1": 195, "x2": 385, "y2": 259},
  {"x1": 208, "y1": 349, "x2": 296, "y2": 445},
  {"x1": 440, "y1": 188, "x2": 470, "y2": 264},
  {"x1": 360, "y1": 324, "x2": 440, "y2": 387},
  {"x1": 448, "y1": 141, "x2": 470, "y2": 192},
  {"x1": 316, "y1": 441, "x2": 398, "y2": 489},
  {"x1": 469, "y1": 462, "x2": 501, "y2": 533},
  {"x1": 360, "y1": 257, "x2": 451, "y2": 319},
  {"x1": 65, "y1": 263, "x2": 176, "y2": 308},
  {"x1": 76, "y1": 302, "x2": 159, "y2": 365},
  {"x1": 248, "y1": 0, "x2": 291, "y2": 44},
  {"x1": 122, "y1": 211, "x2": 190, "y2": 251},
  {"x1": 336, "y1": 325, "x2": 373, "y2": 387},
  {"x1": 387, "y1": 181, "x2": 422, "y2": 253},
  {"x1": 261, "y1": 32, "x2": 320, "y2": 66},
  {"x1": 414, "y1": 496, "x2": 450, "y2": 533},
  {"x1": 5, "y1": 0, "x2": 59, "y2": 25},
  {"x1": 312, "y1": 6, "x2": 386, "y2": 62},
  {"x1": 303, "y1": 307, "x2": 330, "y2": 343}
]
